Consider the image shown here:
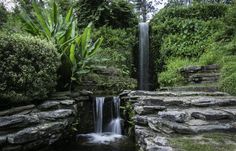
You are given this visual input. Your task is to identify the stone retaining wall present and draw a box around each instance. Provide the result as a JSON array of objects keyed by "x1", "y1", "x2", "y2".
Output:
[
  {"x1": 0, "y1": 91, "x2": 93, "y2": 151},
  {"x1": 180, "y1": 64, "x2": 220, "y2": 84}
]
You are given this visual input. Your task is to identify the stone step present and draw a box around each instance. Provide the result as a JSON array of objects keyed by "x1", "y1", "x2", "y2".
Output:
[
  {"x1": 136, "y1": 96, "x2": 236, "y2": 108},
  {"x1": 129, "y1": 91, "x2": 229, "y2": 97},
  {"x1": 161, "y1": 85, "x2": 219, "y2": 92},
  {"x1": 148, "y1": 117, "x2": 236, "y2": 134}
]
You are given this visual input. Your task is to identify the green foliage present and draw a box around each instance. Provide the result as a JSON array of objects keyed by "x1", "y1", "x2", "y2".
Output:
[
  {"x1": 0, "y1": 33, "x2": 59, "y2": 103},
  {"x1": 0, "y1": 3, "x2": 8, "y2": 28},
  {"x1": 21, "y1": 2, "x2": 103, "y2": 90},
  {"x1": 121, "y1": 101, "x2": 135, "y2": 136},
  {"x1": 220, "y1": 73, "x2": 236, "y2": 95},
  {"x1": 76, "y1": 0, "x2": 138, "y2": 28},
  {"x1": 69, "y1": 24, "x2": 104, "y2": 84},
  {"x1": 93, "y1": 27, "x2": 136, "y2": 75},
  {"x1": 150, "y1": 3, "x2": 228, "y2": 87},
  {"x1": 153, "y1": 3, "x2": 227, "y2": 22},
  {"x1": 159, "y1": 58, "x2": 196, "y2": 87}
]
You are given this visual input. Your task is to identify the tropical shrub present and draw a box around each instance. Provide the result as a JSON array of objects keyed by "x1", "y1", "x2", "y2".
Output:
[
  {"x1": 0, "y1": 33, "x2": 59, "y2": 103},
  {"x1": 21, "y1": 2, "x2": 103, "y2": 90}
]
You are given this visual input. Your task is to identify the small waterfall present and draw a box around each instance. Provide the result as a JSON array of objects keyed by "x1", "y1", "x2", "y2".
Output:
[
  {"x1": 95, "y1": 97, "x2": 105, "y2": 133},
  {"x1": 107, "y1": 97, "x2": 122, "y2": 135},
  {"x1": 139, "y1": 22, "x2": 150, "y2": 90}
]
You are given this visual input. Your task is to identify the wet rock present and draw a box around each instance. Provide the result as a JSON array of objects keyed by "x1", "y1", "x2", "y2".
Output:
[
  {"x1": 60, "y1": 100, "x2": 75, "y2": 105},
  {"x1": 36, "y1": 109, "x2": 74, "y2": 121},
  {"x1": 8, "y1": 122, "x2": 67, "y2": 144},
  {"x1": 38, "y1": 101, "x2": 60, "y2": 110},
  {"x1": 158, "y1": 111, "x2": 188, "y2": 123},
  {"x1": 0, "y1": 115, "x2": 39, "y2": 129},
  {"x1": 191, "y1": 109, "x2": 233, "y2": 120}
]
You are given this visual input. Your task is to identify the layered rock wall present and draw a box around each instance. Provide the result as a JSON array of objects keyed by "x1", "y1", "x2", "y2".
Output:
[{"x1": 0, "y1": 91, "x2": 93, "y2": 151}]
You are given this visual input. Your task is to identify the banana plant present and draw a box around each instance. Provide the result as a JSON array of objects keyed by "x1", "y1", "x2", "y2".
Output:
[
  {"x1": 21, "y1": 2, "x2": 77, "y2": 55},
  {"x1": 70, "y1": 23, "x2": 104, "y2": 83},
  {"x1": 21, "y1": 2, "x2": 103, "y2": 89}
]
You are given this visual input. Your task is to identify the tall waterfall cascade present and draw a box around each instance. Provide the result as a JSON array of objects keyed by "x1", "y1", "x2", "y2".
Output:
[{"x1": 139, "y1": 22, "x2": 150, "y2": 90}]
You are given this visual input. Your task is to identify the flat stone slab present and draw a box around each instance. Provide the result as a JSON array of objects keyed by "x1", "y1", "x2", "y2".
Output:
[
  {"x1": 38, "y1": 101, "x2": 60, "y2": 110},
  {"x1": 0, "y1": 115, "x2": 39, "y2": 129},
  {"x1": 191, "y1": 109, "x2": 233, "y2": 120},
  {"x1": 36, "y1": 109, "x2": 74, "y2": 121},
  {"x1": 148, "y1": 117, "x2": 236, "y2": 134},
  {"x1": 129, "y1": 91, "x2": 229, "y2": 97},
  {"x1": 0, "y1": 105, "x2": 35, "y2": 117},
  {"x1": 158, "y1": 111, "x2": 188, "y2": 123},
  {"x1": 8, "y1": 121, "x2": 68, "y2": 144}
]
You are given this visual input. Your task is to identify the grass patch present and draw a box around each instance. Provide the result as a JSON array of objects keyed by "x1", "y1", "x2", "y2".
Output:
[{"x1": 170, "y1": 133, "x2": 236, "y2": 151}]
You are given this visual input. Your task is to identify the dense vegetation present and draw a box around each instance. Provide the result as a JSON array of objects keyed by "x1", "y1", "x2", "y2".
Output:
[
  {"x1": 0, "y1": 0, "x2": 138, "y2": 104},
  {"x1": 150, "y1": 2, "x2": 236, "y2": 95},
  {"x1": 0, "y1": 33, "x2": 59, "y2": 103}
]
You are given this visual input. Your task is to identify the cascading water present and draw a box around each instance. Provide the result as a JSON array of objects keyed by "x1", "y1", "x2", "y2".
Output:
[
  {"x1": 107, "y1": 97, "x2": 122, "y2": 134},
  {"x1": 77, "y1": 96, "x2": 123, "y2": 144},
  {"x1": 95, "y1": 97, "x2": 105, "y2": 133},
  {"x1": 138, "y1": 22, "x2": 150, "y2": 90}
]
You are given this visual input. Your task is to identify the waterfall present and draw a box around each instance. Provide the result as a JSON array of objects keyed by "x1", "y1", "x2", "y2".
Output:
[
  {"x1": 139, "y1": 22, "x2": 149, "y2": 90},
  {"x1": 95, "y1": 97, "x2": 105, "y2": 133},
  {"x1": 94, "y1": 96, "x2": 122, "y2": 135},
  {"x1": 107, "y1": 97, "x2": 122, "y2": 135}
]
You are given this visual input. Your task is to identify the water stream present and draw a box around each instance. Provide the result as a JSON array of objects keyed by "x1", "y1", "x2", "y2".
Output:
[
  {"x1": 44, "y1": 96, "x2": 135, "y2": 151},
  {"x1": 139, "y1": 22, "x2": 150, "y2": 90}
]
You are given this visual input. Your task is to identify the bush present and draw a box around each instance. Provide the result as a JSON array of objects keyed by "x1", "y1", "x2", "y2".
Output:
[
  {"x1": 150, "y1": 3, "x2": 228, "y2": 88},
  {"x1": 93, "y1": 27, "x2": 137, "y2": 76},
  {"x1": 159, "y1": 58, "x2": 196, "y2": 87},
  {"x1": 220, "y1": 73, "x2": 236, "y2": 95},
  {"x1": 153, "y1": 3, "x2": 227, "y2": 22},
  {"x1": 0, "y1": 33, "x2": 59, "y2": 103},
  {"x1": 76, "y1": 0, "x2": 138, "y2": 29},
  {"x1": 0, "y1": 3, "x2": 8, "y2": 28}
]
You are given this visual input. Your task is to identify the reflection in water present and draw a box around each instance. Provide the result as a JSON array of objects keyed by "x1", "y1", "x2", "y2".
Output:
[{"x1": 46, "y1": 134, "x2": 135, "y2": 151}]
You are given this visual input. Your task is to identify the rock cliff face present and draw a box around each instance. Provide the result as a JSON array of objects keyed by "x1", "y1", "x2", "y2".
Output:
[
  {"x1": 121, "y1": 90, "x2": 236, "y2": 151},
  {"x1": 0, "y1": 91, "x2": 93, "y2": 151}
]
